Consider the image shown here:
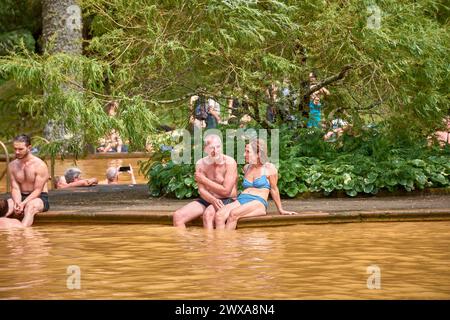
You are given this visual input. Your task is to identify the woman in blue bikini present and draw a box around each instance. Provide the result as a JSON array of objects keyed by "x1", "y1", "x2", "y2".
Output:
[{"x1": 214, "y1": 139, "x2": 298, "y2": 230}]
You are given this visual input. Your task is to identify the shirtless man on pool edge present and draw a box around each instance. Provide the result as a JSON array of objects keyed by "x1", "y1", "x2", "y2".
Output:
[
  {"x1": 173, "y1": 134, "x2": 238, "y2": 229},
  {"x1": 3, "y1": 134, "x2": 50, "y2": 227}
]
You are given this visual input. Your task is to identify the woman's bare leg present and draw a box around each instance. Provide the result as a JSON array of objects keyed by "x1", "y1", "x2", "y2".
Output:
[{"x1": 225, "y1": 201, "x2": 266, "y2": 230}]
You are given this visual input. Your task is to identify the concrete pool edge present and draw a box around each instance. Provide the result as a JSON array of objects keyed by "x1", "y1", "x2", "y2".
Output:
[{"x1": 33, "y1": 208, "x2": 450, "y2": 228}]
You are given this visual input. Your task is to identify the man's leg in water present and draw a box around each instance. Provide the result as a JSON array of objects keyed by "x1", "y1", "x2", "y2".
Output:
[
  {"x1": 202, "y1": 205, "x2": 217, "y2": 230},
  {"x1": 21, "y1": 198, "x2": 44, "y2": 227},
  {"x1": 173, "y1": 201, "x2": 206, "y2": 229},
  {"x1": 215, "y1": 200, "x2": 241, "y2": 230}
]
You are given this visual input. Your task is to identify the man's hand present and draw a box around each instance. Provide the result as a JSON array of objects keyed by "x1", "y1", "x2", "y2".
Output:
[
  {"x1": 194, "y1": 171, "x2": 206, "y2": 184},
  {"x1": 14, "y1": 202, "x2": 25, "y2": 214},
  {"x1": 87, "y1": 178, "x2": 98, "y2": 186},
  {"x1": 211, "y1": 198, "x2": 224, "y2": 211}
]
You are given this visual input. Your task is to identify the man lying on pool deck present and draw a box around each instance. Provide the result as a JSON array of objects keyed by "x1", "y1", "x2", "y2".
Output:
[{"x1": 56, "y1": 167, "x2": 98, "y2": 189}]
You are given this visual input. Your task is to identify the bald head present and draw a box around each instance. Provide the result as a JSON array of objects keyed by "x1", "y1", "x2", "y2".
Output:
[
  {"x1": 204, "y1": 134, "x2": 222, "y2": 147},
  {"x1": 204, "y1": 134, "x2": 223, "y2": 160}
]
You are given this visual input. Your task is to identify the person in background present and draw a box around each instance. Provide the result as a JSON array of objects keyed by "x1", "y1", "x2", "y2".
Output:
[
  {"x1": 324, "y1": 118, "x2": 350, "y2": 141},
  {"x1": 189, "y1": 95, "x2": 207, "y2": 130},
  {"x1": 97, "y1": 101, "x2": 128, "y2": 153},
  {"x1": 56, "y1": 168, "x2": 98, "y2": 189},
  {"x1": 265, "y1": 83, "x2": 279, "y2": 123},
  {"x1": 307, "y1": 96, "x2": 323, "y2": 128},
  {"x1": 206, "y1": 97, "x2": 221, "y2": 129},
  {"x1": 430, "y1": 116, "x2": 450, "y2": 147},
  {"x1": 100, "y1": 164, "x2": 136, "y2": 185}
]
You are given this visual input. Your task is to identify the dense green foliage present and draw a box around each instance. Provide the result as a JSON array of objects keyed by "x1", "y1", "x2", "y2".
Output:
[
  {"x1": 143, "y1": 125, "x2": 450, "y2": 198},
  {"x1": 0, "y1": 0, "x2": 448, "y2": 197},
  {"x1": 1, "y1": 0, "x2": 449, "y2": 147},
  {"x1": 0, "y1": 0, "x2": 42, "y2": 142},
  {"x1": 276, "y1": 126, "x2": 450, "y2": 197}
]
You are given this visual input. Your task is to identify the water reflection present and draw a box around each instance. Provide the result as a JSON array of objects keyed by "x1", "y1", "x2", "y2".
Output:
[
  {"x1": 0, "y1": 221, "x2": 449, "y2": 299},
  {"x1": 0, "y1": 228, "x2": 50, "y2": 298}
]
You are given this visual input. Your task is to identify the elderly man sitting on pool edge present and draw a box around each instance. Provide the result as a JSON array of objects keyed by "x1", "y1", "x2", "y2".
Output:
[{"x1": 173, "y1": 134, "x2": 238, "y2": 229}]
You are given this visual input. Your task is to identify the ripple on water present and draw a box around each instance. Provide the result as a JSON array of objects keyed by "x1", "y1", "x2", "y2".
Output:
[{"x1": 0, "y1": 221, "x2": 449, "y2": 299}]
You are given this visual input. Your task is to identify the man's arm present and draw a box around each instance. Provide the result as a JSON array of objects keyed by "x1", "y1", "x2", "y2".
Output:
[
  {"x1": 128, "y1": 165, "x2": 136, "y2": 184},
  {"x1": 21, "y1": 163, "x2": 49, "y2": 206},
  {"x1": 195, "y1": 160, "x2": 215, "y2": 204},
  {"x1": 198, "y1": 184, "x2": 226, "y2": 211},
  {"x1": 195, "y1": 160, "x2": 222, "y2": 210},
  {"x1": 7, "y1": 164, "x2": 22, "y2": 217},
  {"x1": 321, "y1": 87, "x2": 330, "y2": 95},
  {"x1": 9, "y1": 164, "x2": 22, "y2": 204},
  {"x1": 195, "y1": 159, "x2": 237, "y2": 197},
  {"x1": 209, "y1": 107, "x2": 221, "y2": 122},
  {"x1": 198, "y1": 185, "x2": 217, "y2": 204},
  {"x1": 59, "y1": 178, "x2": 97, "y2": 189}
]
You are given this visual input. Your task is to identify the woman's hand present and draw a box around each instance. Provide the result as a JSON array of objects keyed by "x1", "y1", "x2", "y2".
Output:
[{"x1": 279, "y1": 209, "x2": 298, "y2": 215}]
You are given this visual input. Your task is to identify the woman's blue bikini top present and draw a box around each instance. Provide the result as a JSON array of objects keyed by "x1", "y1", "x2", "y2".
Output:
[{"x1": 242, "y1": 165, "x2": 271, "y2": 190}]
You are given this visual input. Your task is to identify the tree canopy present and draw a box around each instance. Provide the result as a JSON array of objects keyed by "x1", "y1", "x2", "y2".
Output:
[{"x1": 0, "y1": 0, "x2": 448, "y2": 150}]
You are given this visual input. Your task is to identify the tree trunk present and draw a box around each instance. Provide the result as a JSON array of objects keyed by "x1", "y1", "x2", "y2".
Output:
[
  {"x1": 42, "y1": 0, "x2": 82, "y2": 55},
  {"x1": 42, "y1": 0, "x2": 82, "y2": 141}
]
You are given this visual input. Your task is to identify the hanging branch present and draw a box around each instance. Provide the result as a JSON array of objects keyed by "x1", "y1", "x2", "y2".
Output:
[{"x1": 304, "y1": 64, "x2": 353, "y2": 99}]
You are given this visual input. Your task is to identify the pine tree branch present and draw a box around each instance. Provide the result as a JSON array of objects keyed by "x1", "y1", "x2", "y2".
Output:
[{"x1": 304, "y1": 64, "x2": 353, "y2": 99}]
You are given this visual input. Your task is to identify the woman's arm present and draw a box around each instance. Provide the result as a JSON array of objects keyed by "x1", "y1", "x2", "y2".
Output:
[
  {"x1": 267, "y1": 165, "x2": 298, "y2": 215},
  {"x1": 321, "y1": 87, "x2": 330, "y2": 95}
]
